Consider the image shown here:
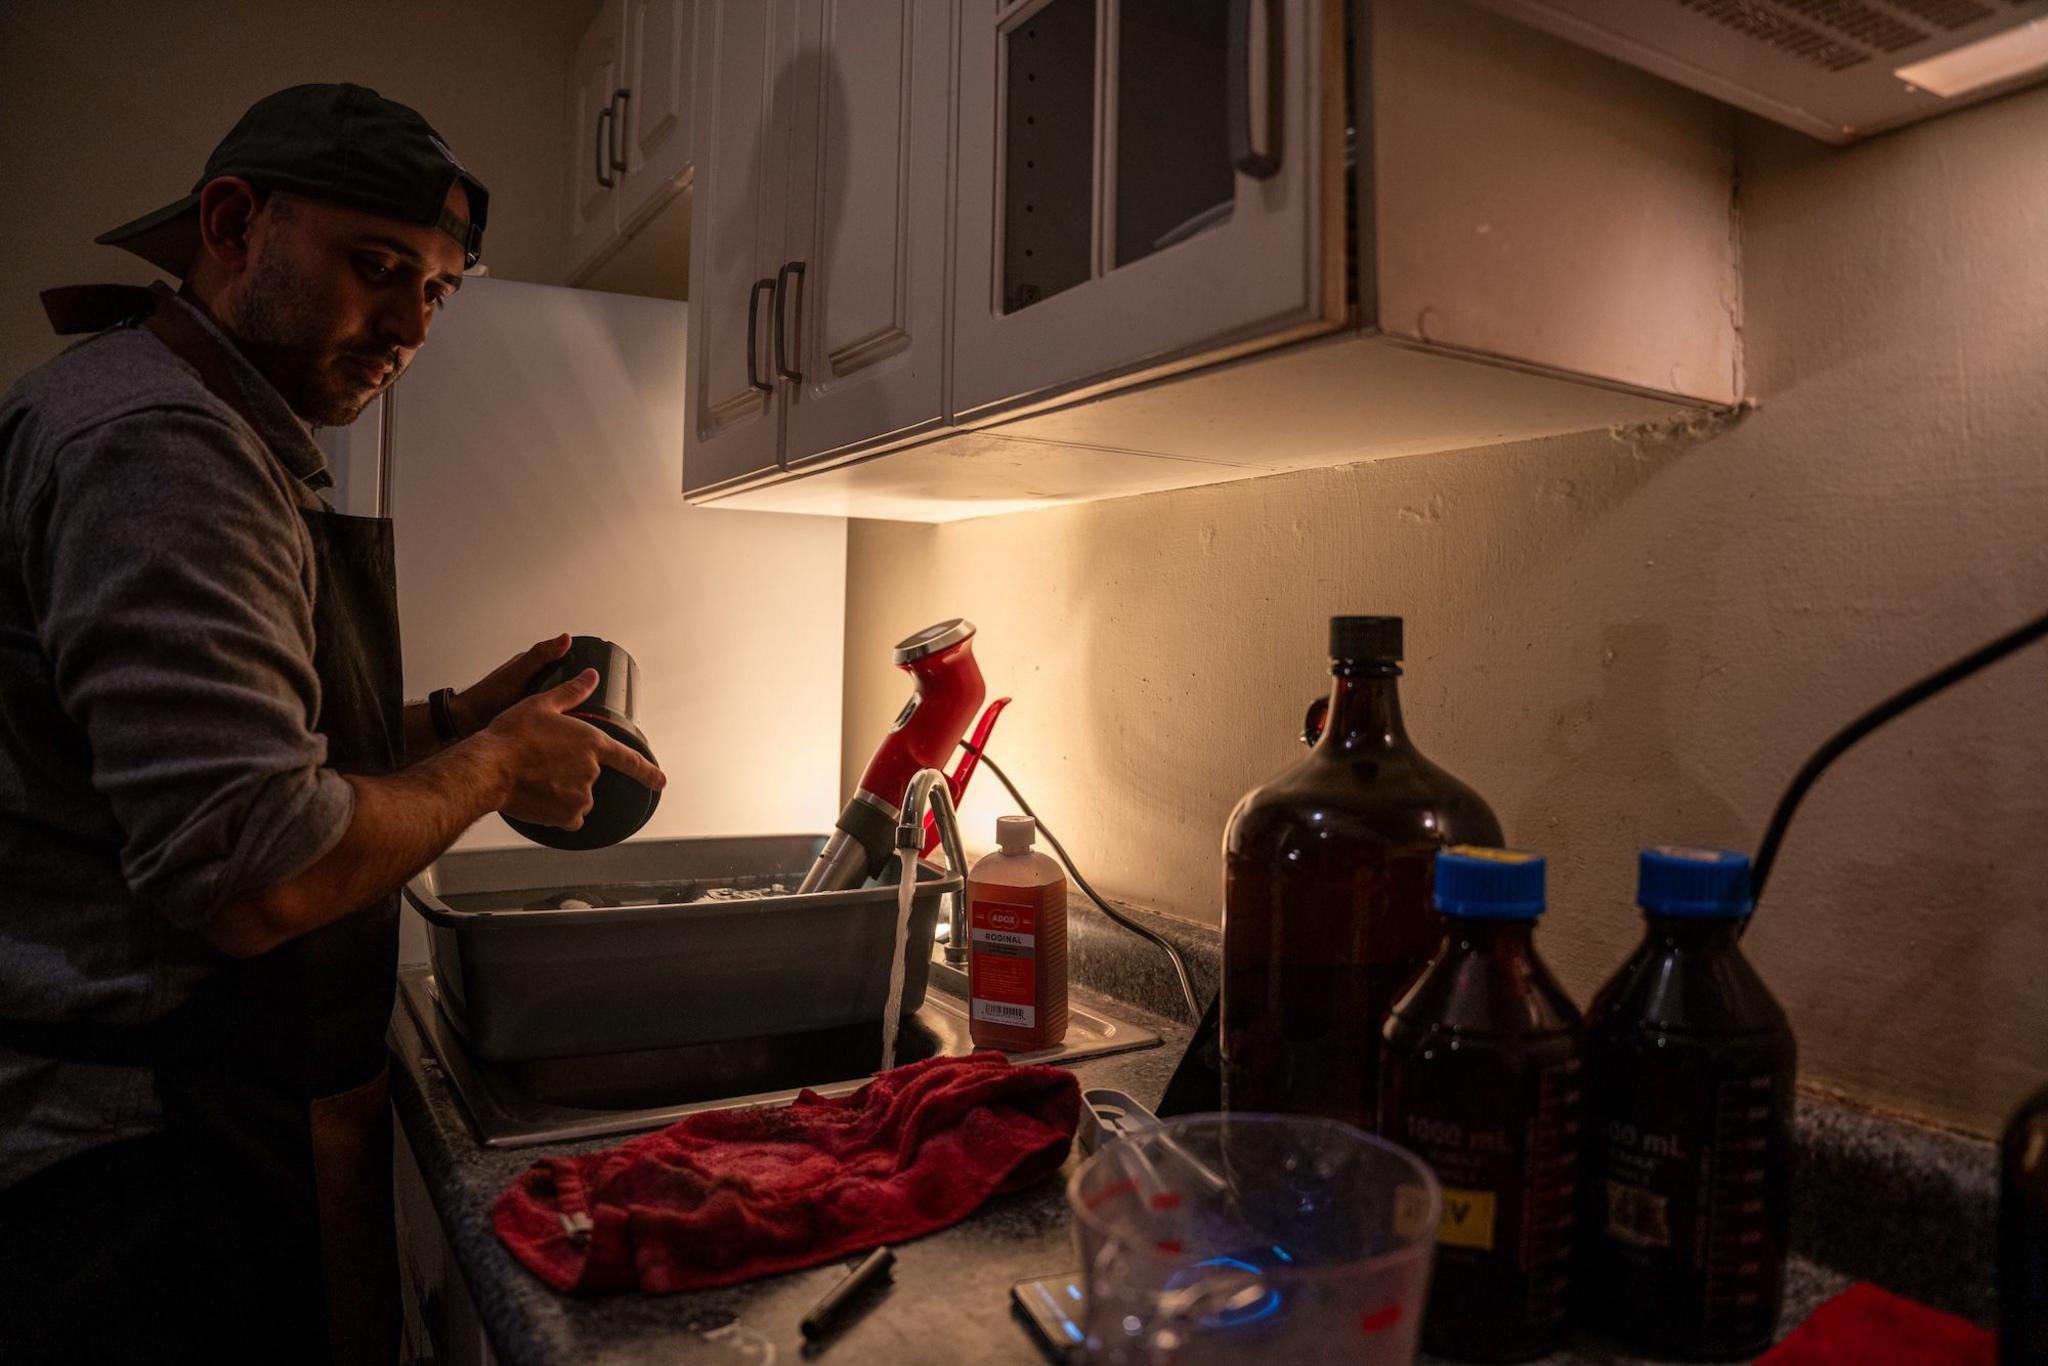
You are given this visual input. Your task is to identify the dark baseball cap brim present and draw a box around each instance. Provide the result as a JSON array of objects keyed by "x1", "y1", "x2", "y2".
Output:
[
  {"x1": 95, "y1": 192, "x2": 204, "y2": 276},
  {"x1": 93, "y1": 83, "x2": 487, "y2": 278}
]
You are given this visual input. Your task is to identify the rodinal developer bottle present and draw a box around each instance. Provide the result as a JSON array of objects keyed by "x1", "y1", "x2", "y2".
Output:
[
  {"x1": 1380, "y1": 846, "x2": 1584, "y2": 1362},
  {"x1": 1222, "y1": 615, "x2": 1501, "y2": 1129},
  {"x1": 1584, "y1": 847, "x2": 1796, "y2": 1360},
  {"x1": 966, "y1": 816, "x2": 1069, "y2": 1052}
]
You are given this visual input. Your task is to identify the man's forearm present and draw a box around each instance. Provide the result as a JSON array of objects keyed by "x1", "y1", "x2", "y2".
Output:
[
  {"x1": 400, "y1": 698, "x2": 438, "y2": 761},
  {"x1": 206, "y1": 735, "x2": 510, "y2": 957}
]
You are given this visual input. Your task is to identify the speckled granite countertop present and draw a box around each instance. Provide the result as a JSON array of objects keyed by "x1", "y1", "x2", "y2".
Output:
[{"x1": 389, "y1": 900, "x2": 1996, "y2": 1365}]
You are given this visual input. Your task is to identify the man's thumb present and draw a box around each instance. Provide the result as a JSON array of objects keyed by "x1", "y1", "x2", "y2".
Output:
[{"x1": 542, "y1": 668, "x2": 600, "y2": 710}]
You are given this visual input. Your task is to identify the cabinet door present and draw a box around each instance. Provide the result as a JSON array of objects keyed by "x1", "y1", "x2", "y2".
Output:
[
  {"x1": 951, "y1": 0, "x2": 1346, "y2": 421},
  {"x1": 683, "y1": 0, "x2": 794, "y2": 493},
  {"x1": 779, "y1": 0, "x2": 954, "y2": 467},
  {"x1": 565, "y1": 0, "x2": 625, "y2": 279},
  {"x1": 617, "y1": 0, "x2": 696, "y2": 232}
]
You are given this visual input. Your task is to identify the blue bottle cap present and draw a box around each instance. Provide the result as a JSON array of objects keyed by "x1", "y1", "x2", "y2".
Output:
[
  {"x1": 1637, "y1": 846, "x2": 1755, "y2": 918},
  {"x1": 1433, "y1": 846, "x2": 1546, "y2": 919}
]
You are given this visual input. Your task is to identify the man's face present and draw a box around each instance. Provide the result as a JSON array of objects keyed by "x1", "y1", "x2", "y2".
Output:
[{"x1": 225, "y1": 184, "x2": 469, "y2": 425}]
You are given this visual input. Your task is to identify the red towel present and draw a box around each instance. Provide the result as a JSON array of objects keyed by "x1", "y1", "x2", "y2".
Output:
[
  {"x1": 493, "y1": 1052, "x2": 1082, "y2": 1295},
  {"x1": 1759, "y1": 1282, "x2": 1995, "y2": 1364}
]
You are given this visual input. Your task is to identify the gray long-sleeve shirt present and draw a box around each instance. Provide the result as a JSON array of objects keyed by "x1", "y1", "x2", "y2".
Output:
[{"x1": 0, "y1": 296, "x2": 356, "y2": 1187}]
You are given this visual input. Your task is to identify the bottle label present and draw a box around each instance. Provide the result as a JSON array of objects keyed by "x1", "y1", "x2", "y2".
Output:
[
  {"x1": 1386, "y1": 1052, "x2": 1580, "y2": 1351},
  {"x1": 1593, "y1": 1067, "x2": 1788, "y2": 1332},
  {"x1": 970, "y1": 893, "x2": 1037, "y2": 1028},
  {"x1": 1438, "y1": 1187, "x2": 1499, "y2": 1250}
]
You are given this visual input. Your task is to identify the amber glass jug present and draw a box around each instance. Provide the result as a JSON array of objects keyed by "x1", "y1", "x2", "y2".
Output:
[{"x1": 1221, "y1": 616, "x2": 1502, "y2": 1129}]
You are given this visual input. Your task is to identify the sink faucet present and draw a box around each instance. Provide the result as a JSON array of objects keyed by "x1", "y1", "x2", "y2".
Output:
[{"x1": 899, "y1": 768, "x2": 970, "y2": 965}]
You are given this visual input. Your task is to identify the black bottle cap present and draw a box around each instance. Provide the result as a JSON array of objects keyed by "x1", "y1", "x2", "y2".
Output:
[{"x1": 1330, "y1": 615, "x2": 1402, "y2": 661}]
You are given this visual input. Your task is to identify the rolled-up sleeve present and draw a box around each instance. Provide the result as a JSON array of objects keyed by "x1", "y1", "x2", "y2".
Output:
[{"x1": 22, "y1": 403, "x2": 354, "y2": 930}]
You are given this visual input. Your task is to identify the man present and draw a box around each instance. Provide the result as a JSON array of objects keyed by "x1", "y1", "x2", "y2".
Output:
[{"x1": 0, "y1": 85, "x2": 665, "y2": 1364}]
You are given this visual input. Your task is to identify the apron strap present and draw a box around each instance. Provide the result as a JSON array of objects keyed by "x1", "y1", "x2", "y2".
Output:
[
  {"x1": 39, "y1": 283, "x2": 156, "y2": 335},
  {"x1": 41, "y1": 282, "x2": 271, "y2": 440}
]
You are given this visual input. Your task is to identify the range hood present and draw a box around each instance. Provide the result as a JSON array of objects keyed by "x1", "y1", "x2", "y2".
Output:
[{"x1": 1467, "y1": 0, "x2": 2048, "y2": 141}]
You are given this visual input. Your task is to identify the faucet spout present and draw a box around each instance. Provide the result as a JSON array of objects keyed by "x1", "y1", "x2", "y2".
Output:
[{"x1": 900, "y1": 768, "x2": 970, "y2": 966}]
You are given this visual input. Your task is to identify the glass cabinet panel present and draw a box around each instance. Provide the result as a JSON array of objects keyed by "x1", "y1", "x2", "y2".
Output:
[
  {"x1": 1002, "y1": 0, "x2": 1097, "y2": 314},
  {"x1": 1115, "y1": 0, "x2": 1232, "y2": 267}
]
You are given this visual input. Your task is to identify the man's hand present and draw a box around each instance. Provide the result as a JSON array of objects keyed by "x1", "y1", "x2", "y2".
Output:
[
  {"x1": 477, "y1": 668, "x2": 667, "y2": 831},
  {"x1": 208, "y1": 668, "x2": 668, "y2": 958},
  {"x1": 452, "y1": 632, "x2": 574, "y2": 736}
]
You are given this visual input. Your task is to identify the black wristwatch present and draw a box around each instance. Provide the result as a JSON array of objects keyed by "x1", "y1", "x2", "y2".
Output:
[{"x1": 428, "y1": 687, "x2": 462, "y2": 743}]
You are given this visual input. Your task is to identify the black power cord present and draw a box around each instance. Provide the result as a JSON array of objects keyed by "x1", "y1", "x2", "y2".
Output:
[
  {"x1": 959, "y1": 742, "x2": 1204, "y2": 1024},
  {"x1": 1750, "y1": 605, "x2": 2048, "y2": 907}
]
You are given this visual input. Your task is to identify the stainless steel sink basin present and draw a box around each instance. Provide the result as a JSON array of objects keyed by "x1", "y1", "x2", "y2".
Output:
[
  {"x1": 392, "y1": 961, "x2": 1163, "y2": 1148},
  {"x1": 402, "y1": 835, "x2": 959, "y2": 1061}
]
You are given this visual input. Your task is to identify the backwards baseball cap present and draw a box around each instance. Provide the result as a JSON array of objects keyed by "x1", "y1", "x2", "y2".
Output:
[{"x1": 96, "y1": 82, "x2": 489, "y2": 276}]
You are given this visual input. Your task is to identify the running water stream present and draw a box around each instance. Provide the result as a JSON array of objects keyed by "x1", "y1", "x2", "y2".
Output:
[{"x1": 879, "y1": 846, "x2": 917, "y2": 1072}]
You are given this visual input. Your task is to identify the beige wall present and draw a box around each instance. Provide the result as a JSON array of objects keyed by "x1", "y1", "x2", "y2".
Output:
[
  {"x1": 843, "y1": 93, "x2": 2048, "y2": 1137},
  {"x1": 0, "y1": 0, "x2": 594, "y2": 382}
]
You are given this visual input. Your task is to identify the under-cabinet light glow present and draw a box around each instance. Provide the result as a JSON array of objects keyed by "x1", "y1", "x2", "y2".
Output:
[{"x1": 1895, "y1": 21, "x2": 2048, "y2": 99}]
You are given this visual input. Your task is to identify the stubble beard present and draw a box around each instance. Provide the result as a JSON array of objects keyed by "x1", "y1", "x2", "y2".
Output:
[{"x1": 230, "y1": 242, "x2": 403, "y2": 427}]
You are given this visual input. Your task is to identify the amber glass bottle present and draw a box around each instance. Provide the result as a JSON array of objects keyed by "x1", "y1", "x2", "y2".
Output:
[
  {"x1": 1381, "y1": 847, "x2": 1583, "y2": 1362},
  {"x1": 2001, "y1": 1082, "x2": 2048, "y2": 1365},
  {"x1": 1221, "y1": 616, "x2": 1501, "y2": 1130},
  {"x1": 1583, "y1": 847, "x2": 1795, "y2": 1361}
]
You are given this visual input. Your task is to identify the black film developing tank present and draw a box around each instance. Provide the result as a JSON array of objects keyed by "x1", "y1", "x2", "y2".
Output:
[{"x1": 504, "y1": 636, "x2": 661, "y2": 851}]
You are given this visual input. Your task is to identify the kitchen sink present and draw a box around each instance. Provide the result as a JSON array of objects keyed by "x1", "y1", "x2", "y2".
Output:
[{"x1": 392, "y1": 960, "x2": 1162, "y2": 1149}]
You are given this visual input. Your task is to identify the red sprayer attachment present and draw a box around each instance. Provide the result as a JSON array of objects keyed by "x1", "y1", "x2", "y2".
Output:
[
  {"x1": 798, "y1": 620, "x2": 995, "y2": 894},
  {"x1": 922, "y1": 697, "x2": 1011, "y2": 858}
]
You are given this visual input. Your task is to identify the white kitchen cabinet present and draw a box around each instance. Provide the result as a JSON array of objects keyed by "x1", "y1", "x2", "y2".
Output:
[
  {"x1": 692, "y1": 0, "x2": 1742, "y2": 521},
  {"x1": 684, "y1": 0, "x2": 955, "y2": 492},
  {"x1": 683, "y1": 0, "x2": 792, "y2": 493},
  {"x1": 563, "y1": 1, "x2": 624, "y2": 279},
  {"x1": 563, "y1": 0, "x2": 696, "y2": 283},
  {"x1": 616, "y1": 0, "x2": 697, "y2": 228},
  {"x1": 780, "y1": 0, "x2": 955, "y2": 468},
  {"x1": 950, "y1": 0, "x2": 1346, "y2": 421}
]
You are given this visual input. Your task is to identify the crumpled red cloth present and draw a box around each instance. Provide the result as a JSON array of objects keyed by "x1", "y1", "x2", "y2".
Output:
[
  {"x1": 493, "y1": 1052, "x2": 1081, "y2": 1295},
  {"x1": 1760, "y1": 1282, "x2": 1995, "y2": 1364}
]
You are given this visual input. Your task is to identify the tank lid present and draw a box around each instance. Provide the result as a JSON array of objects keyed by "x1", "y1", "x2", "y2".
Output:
[
  {"x1": 1434, "y1": 845, "x2": 1545, "y2": 919},
  {"x1": 894, "y1": 618, "x2": 975, "y2": 665},
  {"x1": 1637, "y1": 846, "x2": 1754, "y2": 919}
]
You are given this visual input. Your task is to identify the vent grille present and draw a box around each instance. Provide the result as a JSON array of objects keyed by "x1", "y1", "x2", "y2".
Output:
[
  {"x1": 1665, "y1": 0, "x2": 2002, "y2": 69},
  {"x1": 1884, "y1": 0, "x2": 1994, "y2": 25},
  {"x1": 1772, "y1": 0, "x2": 1930, "y2": 50},
  {"x1": 1671, "y1": 0, "x2": 1874, "y2": 70}
]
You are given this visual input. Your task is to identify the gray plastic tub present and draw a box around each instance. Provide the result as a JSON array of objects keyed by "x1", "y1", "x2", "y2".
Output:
[{"x1": 401, "y1": 835, "x2": 956, "y2": 1062}]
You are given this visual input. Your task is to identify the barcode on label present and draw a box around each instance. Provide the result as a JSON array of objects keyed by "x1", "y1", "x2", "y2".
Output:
[{"x1": 972, "y1": 999, "x2": 1036, "y2": 1026}]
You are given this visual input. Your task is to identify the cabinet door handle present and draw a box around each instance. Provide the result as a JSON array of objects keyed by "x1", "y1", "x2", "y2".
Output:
[
  {"x1": 595, "y1": 104, "x2": 616, "y2": 189},
  {"x1": 1228, "y1": 0, "x2": 1282, "y2": 179},
  {"x1": 609, "y1": 88, "x2": 631, "y2": 173},
  {"x1": 746, "y1": 277, "x2": 776, "y2": 394},
  {"x1": 773, "y1": 261, "x2": 806, "y2": 384}
]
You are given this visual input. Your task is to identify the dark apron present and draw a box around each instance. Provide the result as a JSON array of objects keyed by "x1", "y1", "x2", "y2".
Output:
[{"x1": 0, "y1": 284, "x2": 404, "y2": 1366}]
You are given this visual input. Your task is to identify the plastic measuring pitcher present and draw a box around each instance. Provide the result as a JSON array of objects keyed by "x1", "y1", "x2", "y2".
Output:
[{"x1": 1066, "y1": 1114, "x2": 1440, "y2": 1364}]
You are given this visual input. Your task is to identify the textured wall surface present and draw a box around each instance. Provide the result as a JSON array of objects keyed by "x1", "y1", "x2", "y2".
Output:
[
  {"x1": 0, "y1": 0, "x2": 590, "y2": 382},
  {"x1": 843, "y1": 96, "x2": 2048, "y2": 1136}
]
